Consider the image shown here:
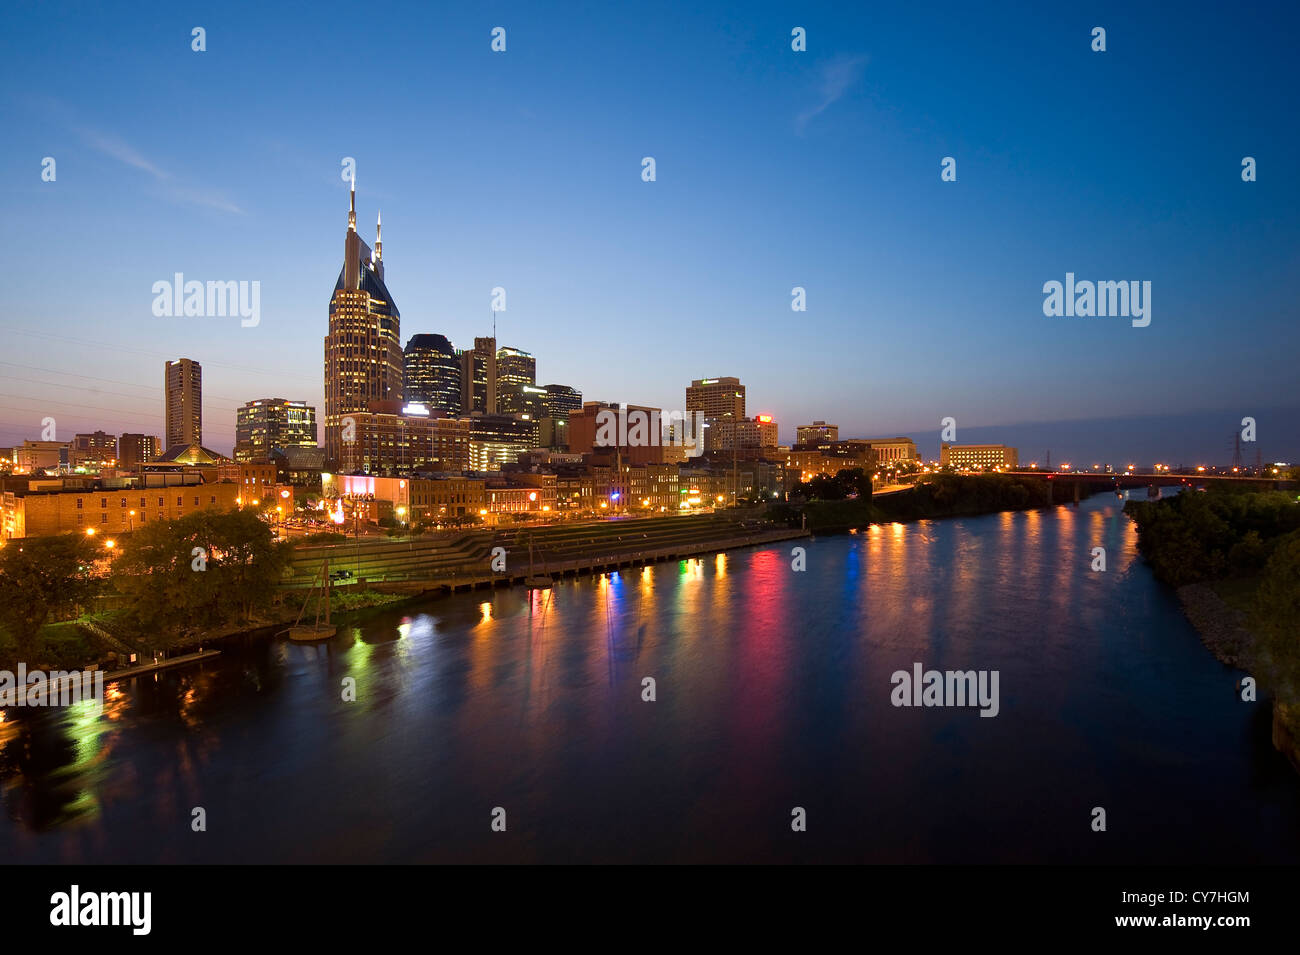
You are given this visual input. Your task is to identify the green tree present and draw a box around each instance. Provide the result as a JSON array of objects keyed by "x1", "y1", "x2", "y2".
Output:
[
  {"x1": 1255, "y1": 530, "x2": 1300, "y2": 704},
  {"x1": 0, "y1": 534, "x2": 98, "y2": 663},
  {"x1": 113, "y1": 509, "x2": 293, "y2": 644},
  {"x1": 836, "y1": 468, "x2": 873, "y2": 501}
]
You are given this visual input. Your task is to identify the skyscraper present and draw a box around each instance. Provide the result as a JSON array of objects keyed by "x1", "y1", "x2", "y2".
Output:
[
  {"x1": 324, "y1": 181, "x2": 403, "y2": 462},
  {"x1": 165, "y1": 358, "x2": 202, "y2": 450},
  {"x1": 459, "y1": 336, "x2": 497, "y2": 415},
  {"x1": 403, "y1": 334, "x2": 461, "y2": 415},
  {"x1": 496, "y1": 347, "x2": 535, "y2": 391},
  {"x1": 542, "y1": 384, "x2": 582, "y2": 418},
  {"x1": 234, "y1": 399, "x2": 319, "y2": 463},
  {"x1": 686, "y1": 377, "x2": 745, "y2": 421}
]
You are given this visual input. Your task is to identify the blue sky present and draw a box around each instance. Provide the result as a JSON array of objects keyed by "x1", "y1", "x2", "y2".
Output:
[{"x1": 2, "y1": 0, "x2": 1297, "y2": 463}]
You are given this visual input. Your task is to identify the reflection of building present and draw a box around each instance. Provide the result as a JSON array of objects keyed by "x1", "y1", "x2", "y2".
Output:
[
  {"x1": 796, "y1": 421, "x2": 838, "y2": 444},
  {"x1": 941, "y1": 444, "x2": 1018, "y2": 469},
  {"x1": 165, "y1": 358, "x2": 202, "y2": 450},
  {"x1": 234, "y1": 399, "x2": 317, "y2": 463},
  {"x1": 117, "y1": 433, "x2": 161, "y2": 471},
  {"x1": 686, "y1": 377, "x2": 745, "y2": 420},
  {"x1": 324, "y1": 182, "x2": 403, "y2": 461},
  {"x1": 403, "y1": 334, "x2": 461, "y2": 415}
]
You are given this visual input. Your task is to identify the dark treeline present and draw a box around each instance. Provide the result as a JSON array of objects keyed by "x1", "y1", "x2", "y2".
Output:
[{"x1": 1126, "y1": 488, "x2": 1300, "y2": 702}]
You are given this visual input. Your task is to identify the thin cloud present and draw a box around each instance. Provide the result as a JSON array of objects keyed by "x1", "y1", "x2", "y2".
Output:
[
  {"x1": 76, "y1": 125, "x2": 245, "y2": 214},
  {"x1": 796, "y1": 55, "x2": 868, "y2": 134},
  {"x1": 78, "y1": 129, "x2": 167, "y2": 178}
]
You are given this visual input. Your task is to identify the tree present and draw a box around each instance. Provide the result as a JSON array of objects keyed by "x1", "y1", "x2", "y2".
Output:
[
  {"x1": 113, "y1": 509, "x2": 293, "y2": 644},
  {"x1": 1255, "y1": 530, "x2": 1300, "y2": 704},
  {"x1": 836, "y1": 468, "x2": 873, "y2": 501},
  {"x1": 0, "y1": 534, "x2": 97, "y2": 663}
]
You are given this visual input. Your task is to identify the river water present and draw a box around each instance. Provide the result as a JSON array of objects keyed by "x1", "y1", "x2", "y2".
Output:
[{"x1": 3, "y1": 493, "x2": 1298, "y2": 863}]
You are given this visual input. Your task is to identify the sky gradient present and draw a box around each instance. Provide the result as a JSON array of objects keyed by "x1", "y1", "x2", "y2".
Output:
[{"x1": 2, "y1": 1, "x2": 1297, "y2": 464}]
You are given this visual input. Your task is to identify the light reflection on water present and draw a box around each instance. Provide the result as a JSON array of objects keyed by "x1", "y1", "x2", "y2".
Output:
[{"x1": 2, "y1": 494, "x2": 1298, "y2": 863}]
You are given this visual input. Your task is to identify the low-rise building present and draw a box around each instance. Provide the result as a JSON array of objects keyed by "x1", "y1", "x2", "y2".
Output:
[
  {"x1": 1, "y1": 475, "x2": 240, "y2": 539},
  {"x1": 940, "y1": 443, "x2": 1018, "y2": 469}
]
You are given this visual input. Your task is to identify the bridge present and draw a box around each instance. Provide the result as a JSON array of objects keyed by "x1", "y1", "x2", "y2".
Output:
[{"x1": 1003, "y1": 470, "x2": 1290, "y2": 490}]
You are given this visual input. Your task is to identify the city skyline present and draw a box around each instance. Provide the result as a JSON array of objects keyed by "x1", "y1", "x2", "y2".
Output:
[{"x1": 3, "y1": 2, "x2": 1297, "y2": 463}]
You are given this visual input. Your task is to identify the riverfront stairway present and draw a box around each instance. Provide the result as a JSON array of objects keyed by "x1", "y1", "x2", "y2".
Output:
[{"x1": 286, "y1": 513, "x2": 804, "y2": 593}]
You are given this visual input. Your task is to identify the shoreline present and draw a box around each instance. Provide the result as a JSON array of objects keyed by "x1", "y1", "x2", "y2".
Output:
[
  {"x1": 16, "y1": 493, "x2": 1110, "y2": 675},
  {"x1": 1176, "y1": 582, "x2": 1300, "y2": 774}
]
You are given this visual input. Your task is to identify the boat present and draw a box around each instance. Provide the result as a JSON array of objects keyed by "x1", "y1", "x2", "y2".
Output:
[
  {"x1": 526, "y1": 534, "x2": 552, "y2": 588},
  {"x1": 286, "y1": 558, "x2": 338, "y2": 641}
]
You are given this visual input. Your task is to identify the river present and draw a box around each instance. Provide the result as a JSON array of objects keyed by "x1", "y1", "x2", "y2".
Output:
[{"x1": 3, "y1": 492, "x2": 1298, "y2": 863}]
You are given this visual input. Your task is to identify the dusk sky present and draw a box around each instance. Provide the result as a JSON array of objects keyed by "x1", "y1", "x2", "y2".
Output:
[{"x1": 3, "y1": 0, "x2": 1297, "y2": 463}]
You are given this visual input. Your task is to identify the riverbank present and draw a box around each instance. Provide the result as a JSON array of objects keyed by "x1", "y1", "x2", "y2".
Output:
[
  {"x1": 1125, "y1": 488, "x2": 1300, "y2": 774},
  {"x1": 784, "y1": 473, "x2": 1100, "y2": 533},
  {"x1": 1176, "y1": 581, "x2": 1300, "y2": 773}
]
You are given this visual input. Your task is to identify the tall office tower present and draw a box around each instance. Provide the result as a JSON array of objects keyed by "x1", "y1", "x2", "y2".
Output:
[
  {"x1": 403, "y1": 334, "x2": 462, "y2": 415},
  {"x1": 496, "y1": 346, "x2": 535, "y2": 391},
  {"x1": 459, "y1": 336, "x2": 498, "y2": 414},
  {"x1": 165, "y1": 358, "x2": 202, "y2": 450},
  {"x1": 117, "y1": 433, "x2": 161, "y2": 471},
  {"x1": 498, "y1": 384, "x2": 549, "y2": 418},
  {"x1": 686, "y1": 377, "x2": 745, "y2": 420},
  {"x1": 543, "y1": 384, "x2": 582, "y2": 418},
  {"x1": 234, "y1": 399, "x2": 319, "y2": 463},
  {"x1": 324, "y1": 181, "x2": 403, "y2": 462}
]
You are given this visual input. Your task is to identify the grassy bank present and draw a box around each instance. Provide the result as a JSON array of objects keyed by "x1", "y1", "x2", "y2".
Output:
[{"x1": 1125, "y1": 487, "x2": 1300, "y2": 766}]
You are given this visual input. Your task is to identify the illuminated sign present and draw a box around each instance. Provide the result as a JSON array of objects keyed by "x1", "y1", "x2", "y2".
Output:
[{"x1": 757, "y1": 415, "x2": 772, "y2": 423}]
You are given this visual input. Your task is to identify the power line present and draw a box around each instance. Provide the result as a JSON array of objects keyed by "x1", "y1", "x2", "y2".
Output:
[{"x1": 5, "y1": 329, "x2": 323, "y2": 387}]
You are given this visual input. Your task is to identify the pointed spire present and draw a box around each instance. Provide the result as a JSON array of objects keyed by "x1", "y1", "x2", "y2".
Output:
[
  {"x1": 348, "y1": 174, "x2": 356, "y2": 232},
  {"x1": 375, "y1": 210, "x2": 382, "y2": 260}
]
